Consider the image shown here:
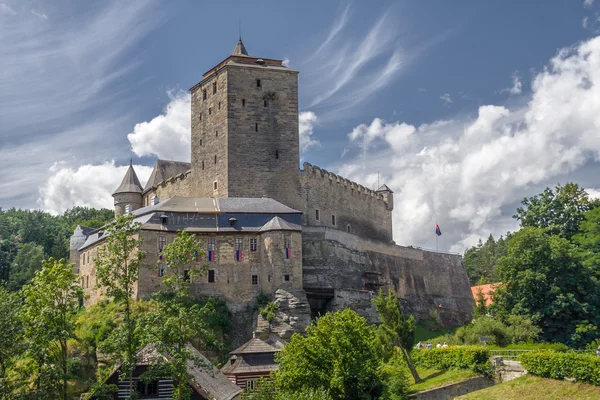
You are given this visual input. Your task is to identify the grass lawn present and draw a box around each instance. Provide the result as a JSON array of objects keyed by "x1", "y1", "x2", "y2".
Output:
[
  {"x1": 414, "y1": 319, "x2": 457, "y2": 342},
  {"x1": 458, "y1": 375, "x2": 600, "y2": 400},
  {"x1": 409, "y1": 368, "x2": 479, "y2": 393}
]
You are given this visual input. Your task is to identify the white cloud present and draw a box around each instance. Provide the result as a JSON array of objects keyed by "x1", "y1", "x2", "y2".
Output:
[
  {"x1": 587, "y1": 188, "x2": 600, "y2": 199},
  {"x1": 440, "y1": 93, "x2": 453, "y2": 104},
  {"x1": 128, "y1": 91, "x2": 192, "y2": 162},
  {"x1": 583, "y1": 16, "x2": 589, "y2": 29},
  {"x1": 31, "y1": 9, "x2": 47, "y2": 19},
  {"x1": 282, "y1": 58, "x2": 290, "y2": 67},
  {"x1": 502, "y1": 73, "x2": 522, "y2": 95},
  {"x1": 0, "y1": 3, "x2": 16, "y2": 15},
  {"x1": 299, "y1": 111, "x2": 320, "y2": 154},
  {"x1": 340, "y1": 35, "x2": 600, "y2": 252},
  {"x1": 39, "y1": 161, "x2": 153, "y2": 214},
  {"x1": 584, "y1": 0, "x2": 594, "y2": 7}
]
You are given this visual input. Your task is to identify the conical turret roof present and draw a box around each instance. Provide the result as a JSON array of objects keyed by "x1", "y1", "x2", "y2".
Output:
[
  {"x1": 113, "y1": 164, "x2": 143, "y2": 195},
  {"x1": 232, "y1": 39, "x2": 248, "y2": 56}
]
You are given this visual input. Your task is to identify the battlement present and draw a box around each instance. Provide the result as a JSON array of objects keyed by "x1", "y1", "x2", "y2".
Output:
[
  {"x1": 300, "y1": 163, "x2": 394, "y2": 242},
  {"x1": 156, "y1": 170, "x2": 191, "y2": 189},
  {"x1": 301, "y1": 162, "x2": 392, "y2": 207}
]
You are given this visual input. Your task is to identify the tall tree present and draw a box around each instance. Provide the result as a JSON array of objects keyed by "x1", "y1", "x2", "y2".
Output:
[
  {"x1": 463, "y1": 234, "x2": 508, "y2": 284},
  {"x1": 22, "y1": 258, "x2": 83, "y2": 400},
  {"x1": 95, "y1": 214, "x2": 144, "y2": 396},
  {"x1": 573, "y1": 207, "x2": 600, "y2": 272},
  {"x1": 7, "y1": 242, "x2": 45, "y2": 291},
  {"x1": 276, "y1": 309, "x2": 382, "y2": 400},
  {"x1": 372, "y1": 289, "x2": 420, "y2": 384},
  {"x1": 513, "y1": 183, "x2": 598, "y2": 239},
  {"x1": 145, "y1": 231, "x2": 214, "y2": 400},
  {"x1": 0, "y1": 287, "x2": 24, "y2": 398},
  {"x1": 493, "y1": 227, "x2": 600, "y2": 346}
]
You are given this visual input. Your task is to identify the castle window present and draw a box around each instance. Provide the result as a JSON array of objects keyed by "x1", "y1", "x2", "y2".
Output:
[
  {"x1": 255, "y1": 123, "x2": 258, "y2": 132},
  {"x1": 218, "y1": 101, "x2": 221, "y2": 110},
  {"x1": 125, "y1": 204, "x2": 132, "y2": 214},
  {"x1": 275, "y1": 150, "x2": 279, "y2": 159},
  {"x1": 183, "y1": 270, "x2": 190, "y2": 283},
  {"x1": 250, "y1": 238, "x2": 257, "y2": 252},
  {"x1": 85, "y1": 275, "x2": 89, "y2": 288},
  {"x1": 214, "y1": 155, "x2": 217, "y2": 164},
  {"x1": 203, "y1": 89, "x2": 207, "y2": 100},
  {"x1": 214, "y1": 181, "x2": 218, "y2": 190},
  {"x1": 215, "y1": 130, "x2": 218, "y2": 137},
  {"x1": 256, "y1": 79, "x2": 261, "y2": 88},
  {"x1": 284, "y1": 274, "x2": 290, "y2": 282},
  {"x1": 284, "y1": 234, "x2": 291, "y2": 259},
  {"x1": 208, "y1": 269, "x2": 215, "y2": 283},
  {"x1": 347, "y1": 224, "x2": 351, "y2": 233},
  {"x1": 235, "y1": 238, "x2": 243, "y2": 261},
  {"x1": 213, "y1": 82, "x2": 217, "y2": 94},
  {"x1": 200, "y1": 114, "x2": 202, "y2": 121},
  {"x1": 331, "y1": 214, "x2": 336, "y2": 226},
  {"x1": 209, "y1": 108, "x2": 212, "y2": 115},
  {"x1": 268, "y1": 274, "x2": 271, "y2": 282},
  {"x1": 200, "y1": 139, "x2": 202, "y2": 146},
  {"x1": 264, "y1": 100, "x2": 267, "y2": 107},
  {"x1": 252, "y1": 275, "x2": 258, "y2": 285},
  {"x1": 137, "y1": 380, "x2": 158, "y2": 397},
  {"x1": 158, "y1": 264, "x2": 166, "y2": 277},
  {"x1": 207, "y1": 238, "x2": 216, "y2": 260},
  {"x1": 242, "y1": 99, "x2": 246, "y2": 107},
  {"x1": 202, "y1": 160, "x2": 205, "y2": 170},
  {"x1": 158, "y1": 236, "x2": 166, "y2": 253},
  {"x1": 247, "y1": 379, "x2": 256, "y2": 390},
  {"x1": 152, "y1": 196, "x2": 159, "y2": 205},
  {"x1": 315, "y1": 209, "x2": 320, "y2": 221}
]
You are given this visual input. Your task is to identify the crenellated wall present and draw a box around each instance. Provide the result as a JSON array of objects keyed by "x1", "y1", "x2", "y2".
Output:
[
  {"x1": 300, "y1": 162, "x2": 393, "y2": 243},
  {"x1": 142, "y1": 171, "x2": 192, "y2": 207}
]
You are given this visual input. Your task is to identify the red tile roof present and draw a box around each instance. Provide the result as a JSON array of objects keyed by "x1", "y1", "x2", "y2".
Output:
[{"x1": 471, "y1": 283, "x2": 500, "y2": 306}]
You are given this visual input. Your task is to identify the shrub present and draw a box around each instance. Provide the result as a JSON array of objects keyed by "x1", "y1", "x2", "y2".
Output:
[
  {"x1": 520, "y1": 351, "x2": 600, "y2": 386},
  {"x1": 379, "y1": 355, "x2": 410, "y2": 400},
  {"x1": 412, "y1": 346, "x2": 490, "y2": 376}
]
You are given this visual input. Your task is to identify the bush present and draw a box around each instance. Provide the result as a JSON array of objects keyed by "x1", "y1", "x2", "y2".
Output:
[
  {"x1": 412, "y1": 346, "x2": 490, "y2": 375},
  {"x1": 379, "y1": 356, "x2": 410, "y2": 400},
  {"x1": 486, "y1": 342, "x2": 569, "y2": 352},
  {"x1": 520, "y1": 351, "x2": 600, "y2": 386}
]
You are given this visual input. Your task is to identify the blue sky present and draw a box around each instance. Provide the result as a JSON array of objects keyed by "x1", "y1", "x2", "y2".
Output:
[{"x1": 2, "y1": 0, "x2": 600, "y2": 251}]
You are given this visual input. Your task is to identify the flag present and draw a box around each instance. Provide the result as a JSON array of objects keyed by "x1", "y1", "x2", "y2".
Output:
[
  {"x1": 236, "y1": 250, "x2": 242, "y2": 261},
  {"x1": 435, "y1": 223, "x2": 442, "y2": 236},
  {"x1": 208, "y1": 250, "x2": 214, "y2": 262},
  {"x1": 285, "y1": 248, "x2": 291, "y2": 259}
]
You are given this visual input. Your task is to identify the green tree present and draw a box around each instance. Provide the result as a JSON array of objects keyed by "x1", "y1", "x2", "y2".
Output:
[
  {"x1": 0, "y1": 287, "x2": 24, "y2": 398},
  {"x1": 275, "y1": 308, "x2": 382, "y2": 400},
  {"x1": 463, "y1": 234, "x2": 508, "y2": 285},
  {"x1": 513, "y1": 183, "x2": 598, "y2": 239},
  {"x1": 22, "y1": 258, "x2": 83, "y2": 400},
  {"x1": 493, "y1": 227, "x2": 600, "y2": 345},
  {"x1": 473, "y1": 288, "x2": 487, "y2": 318},
  {"x1": 372, "y1": 289, "x2": 420, "y2": 384},
  {"x1": 0, "y1": 236, "x2": 18, "y2": 285},
  {"x1": 573, "y1": 207, "x2": 600, "y2": 271},
  {"x1": 95, "y1": 214, "x2": 144, "y2": 396},
  {"x1": 144, "y1": 231, "x2": 213, "y2": 400},
  {"x1": 7, "y1": 242, "x2": 45, "y2": 291}
]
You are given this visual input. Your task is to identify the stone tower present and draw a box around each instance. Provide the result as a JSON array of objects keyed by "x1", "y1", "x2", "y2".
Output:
[
  {"x1": 113, "y1": 163, "x2": 143, "y2": 215},
  {"x1": 189, "y1": 39, "x2": 302, "y2": 210}
]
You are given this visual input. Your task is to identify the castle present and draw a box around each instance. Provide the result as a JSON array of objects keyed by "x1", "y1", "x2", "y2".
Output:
[{"x1": 71, "y1": 39, "x2": 474, "y2": 340}]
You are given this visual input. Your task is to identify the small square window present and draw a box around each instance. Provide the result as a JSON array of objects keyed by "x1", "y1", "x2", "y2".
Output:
[
  {"x1": 213, "y1": 82, "x2": 217, "y2": 94},
  {"x1": 208, "y1": 269, "x2": 215, "y2": 283},
  {"x1": 331, "y1": 214, "x2": 336, "y2": 226},
  {"x1": 315, "y1": 209, "x2": 320, "y2": 221},
  {"x1": 158, "y1": 236, "x2": 166, "y2": 252},
  {"x1": 183, "y1": 270, "x2": 190, "y2": 283},
  {"x1": 284, "y1": 274, "x2": 290, "y2": 282},
  {"x1": 252, "y1": 275, "x2": 258, "y2": 285},
  {"x1": 256, "y1": 79, "x2": 261, "y2": 88},
  {"x1": 250, "y1": 238, "x2": 257, "y2": 252},
  {"x1": 214, "y1": 181, "x2": 218, "y2": 190}
]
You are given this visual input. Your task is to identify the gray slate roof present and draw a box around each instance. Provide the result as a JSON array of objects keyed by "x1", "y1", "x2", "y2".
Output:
[
  {"x1": 133, "y1": 196, "x2": 301, "y2": 216},
  {"x1": 107, "y1": 344, "x2": 242, "y2": 400},
  {"x1": 376, "y1": 184, "x2": 394, "y2": 193},
  {"x1": 230, "y1": 337, "x2": 281, "y2": 355},
  {"x1": 232, "y1": 39, "x2": 248, "y2": 55},
  {"x1": 259, "y1": 216, "x2": 301, "y2": 232},
  {"x1": 144, "y1": 160, "x2": 191, "y2": 193},
  {"x1": 113, "y1": 165, "x2": 143, "y2": 195}
]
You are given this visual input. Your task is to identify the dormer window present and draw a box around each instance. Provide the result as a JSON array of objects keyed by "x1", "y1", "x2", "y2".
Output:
[
  {"x1": 160, "y1": 214, "x2": 168, "y2": 225},
  {"x1": 152, "y1": 196, "x2": 159, "y2": 205}
]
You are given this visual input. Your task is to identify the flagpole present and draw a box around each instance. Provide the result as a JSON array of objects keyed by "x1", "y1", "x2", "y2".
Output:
[{"x1": 436, "y1": 234, "x2": 438, "y2": 252}]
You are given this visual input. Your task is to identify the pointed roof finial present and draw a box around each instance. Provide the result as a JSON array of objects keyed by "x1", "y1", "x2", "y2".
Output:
[
  {"x1": 233, "y1": 38, "x2": 248, "y2": 56},
  {"x1": 130, "y1": 157, "x2": 133, "y2": 166}
]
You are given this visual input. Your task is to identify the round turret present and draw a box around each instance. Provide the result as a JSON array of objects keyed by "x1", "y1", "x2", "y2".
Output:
[{"x1": 113, "y1": 164, "x2": 143, "y2": 215}]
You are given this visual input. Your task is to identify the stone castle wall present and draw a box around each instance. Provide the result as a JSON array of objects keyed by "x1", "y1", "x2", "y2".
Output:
[
  {"x1": 302, "y1": 227, "x2": 473, "y2": 326},
  {"x1": 300, "y1": 163, "x2": 393, "y2": 243},
  {"x1": 142, "y1": 171, "x2": 192, "y2": 206}
]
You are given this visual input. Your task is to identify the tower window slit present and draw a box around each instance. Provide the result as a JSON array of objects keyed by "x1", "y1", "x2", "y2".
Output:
[
  {"x1": 242, "y1": 99, "x2": 246, "y2": 106},
  {"x1": 275, "y1": 150, "x2": 279, "y2": 159},
  {"x1": 255, "y1": 123, "x2": 258, "y2": 132},
  {"x1": 214, "y1": 155, "x2": 217, "y2": 164},
  {"x1": 213, "y1": 82, "x2": 217, "y2": 94},
  {"x1": 256, "y1": 79, "x2": 261, "y2": 88}
]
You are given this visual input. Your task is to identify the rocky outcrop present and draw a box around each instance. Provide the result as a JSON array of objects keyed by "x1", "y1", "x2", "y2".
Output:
[{"x1": 255, "y1": 289, "x2": 312, "y2": 339}]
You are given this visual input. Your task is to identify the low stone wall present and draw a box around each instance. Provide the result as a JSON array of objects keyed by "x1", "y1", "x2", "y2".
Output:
[{"x1": 409, "y1": 376, "x2": 494, "y2": 400}]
